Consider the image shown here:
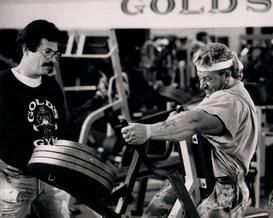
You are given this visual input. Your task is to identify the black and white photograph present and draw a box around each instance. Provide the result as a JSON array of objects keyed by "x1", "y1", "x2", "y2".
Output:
[{"x1": 0, "y1": 1, "x2": 273, "y2": 217}]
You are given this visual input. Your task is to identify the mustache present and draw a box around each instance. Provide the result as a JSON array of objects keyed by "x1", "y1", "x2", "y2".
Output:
[{"x1": 42, "y1": 62, "x2": 54, "y2": 68}]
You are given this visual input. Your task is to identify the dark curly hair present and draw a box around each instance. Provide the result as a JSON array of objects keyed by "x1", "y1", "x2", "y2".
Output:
[{"x1": 16, "y1": 19, "x2": 61, "y2": 58}]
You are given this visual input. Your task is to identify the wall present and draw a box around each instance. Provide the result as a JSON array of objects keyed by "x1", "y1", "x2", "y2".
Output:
[{"x1": 151, "y1": 28, "x2": 246, "y2": 52}]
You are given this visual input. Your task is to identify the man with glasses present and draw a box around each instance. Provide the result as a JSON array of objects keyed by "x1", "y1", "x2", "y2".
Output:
[
  {"x1": 121, "y1": 42, "x2": 258, "y2": 217},
  {"x1": 0, "y1": 20, "x2": 70, "y2": 217}
]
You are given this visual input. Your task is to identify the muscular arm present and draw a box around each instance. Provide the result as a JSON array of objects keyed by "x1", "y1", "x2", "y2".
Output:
[
  {"x1": 150, "y1": 109, "x2": 225, "y2": 142},
  {"x1": 122, "y1": 109, "x2": 226, "y2": 145}
]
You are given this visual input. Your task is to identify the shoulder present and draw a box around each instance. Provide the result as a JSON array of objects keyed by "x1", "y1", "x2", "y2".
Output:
[
  {"x1": 0, "y1": 69, "x2": 13, "y2": 86},
  {"x1": 195, "y1": 90, "x2": 245, "y2": 123},
  {"x1": 219, "y1": 85, "x2": 256, "y2": 112},
  {"x1": 0, "y1": 69, "x2": 12, "y2": 79},
  {"x1": 42, "y1": 75, "x2": 59, "y2": 85},
  {"x1": 42, "y1": 75, "x2": 62, "y2": 90},
  {"x1": 199, "y1": 91, "x2": 240, "y2": 108},
  {"x1": 41, "y1": 75, "x2": 64, "y2": 96}
]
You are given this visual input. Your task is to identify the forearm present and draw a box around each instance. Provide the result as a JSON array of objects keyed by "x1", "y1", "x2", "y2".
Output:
[
  {"x1": 121, "y1": 109, "x2": 224, "y2": 145},
  {"x1": 149, "y1": 111, "x2": 199, "y2": 142}
]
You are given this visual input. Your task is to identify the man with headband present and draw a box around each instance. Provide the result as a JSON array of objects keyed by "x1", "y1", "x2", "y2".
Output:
[{"x1": 121, "y1": 42, "x2": 258, "y2": 217}]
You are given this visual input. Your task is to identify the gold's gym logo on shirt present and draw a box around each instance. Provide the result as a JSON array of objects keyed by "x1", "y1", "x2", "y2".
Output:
[{"x1": 27, "y1": 99, "x2": 59, "y2": 146}]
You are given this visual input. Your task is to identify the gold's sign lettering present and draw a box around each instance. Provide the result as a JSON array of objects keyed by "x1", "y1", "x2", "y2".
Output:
[{"x1": 121, "y1": 0, "x2": 272, "y2": 15}]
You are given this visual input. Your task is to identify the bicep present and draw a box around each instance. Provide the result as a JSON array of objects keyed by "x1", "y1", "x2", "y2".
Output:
[{"x1": 194, "y1": 110, "x2": 226, "y2": 135}]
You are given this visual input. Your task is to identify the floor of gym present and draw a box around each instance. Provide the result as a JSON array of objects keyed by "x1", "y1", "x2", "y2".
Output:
[
  {"x1": 70, "y1": 178, "x2": 165, "y2": 218},
  {"x1": 70, "y1": 178, "x2": 273, "y2": 218}
]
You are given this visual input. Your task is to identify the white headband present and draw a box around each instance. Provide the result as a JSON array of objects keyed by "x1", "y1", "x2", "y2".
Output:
[{"x1": 196, "y1": 59, "x2": 233, "y2": 72}]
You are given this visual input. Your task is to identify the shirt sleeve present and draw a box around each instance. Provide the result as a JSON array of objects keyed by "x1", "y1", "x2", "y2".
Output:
[{"x1": 193, "y1": 91, "x2": 245, "y2": 139}]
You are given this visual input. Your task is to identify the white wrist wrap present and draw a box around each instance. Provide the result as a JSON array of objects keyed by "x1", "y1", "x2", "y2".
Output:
[{"x1": 146, "y1": 125, "x2": 152, "y2": 139}]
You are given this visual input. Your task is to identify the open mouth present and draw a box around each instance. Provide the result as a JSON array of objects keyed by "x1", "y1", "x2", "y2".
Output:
[{"x1": 43, "y1": 65, "x2": 52, "y2": 69}]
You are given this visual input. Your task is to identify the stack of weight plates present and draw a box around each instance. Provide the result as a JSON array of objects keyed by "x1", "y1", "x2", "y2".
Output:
[{"x1": 28, "y1": 140, "x2": 117, "y2": 203}]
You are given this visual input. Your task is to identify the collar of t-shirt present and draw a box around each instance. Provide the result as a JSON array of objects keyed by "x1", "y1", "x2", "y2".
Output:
[{"x1": 11, "y1": 68, "x2": 42, "y2": 88}]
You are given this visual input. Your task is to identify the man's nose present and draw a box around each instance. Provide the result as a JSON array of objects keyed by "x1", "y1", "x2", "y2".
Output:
[{"x1": 200, "y1": 81, "x2": 207, "y2": 89}]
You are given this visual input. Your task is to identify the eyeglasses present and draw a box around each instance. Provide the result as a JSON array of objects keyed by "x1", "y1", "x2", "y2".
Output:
[{"x1": 39, "y1": 48, "x2": 62, "y2": 60}]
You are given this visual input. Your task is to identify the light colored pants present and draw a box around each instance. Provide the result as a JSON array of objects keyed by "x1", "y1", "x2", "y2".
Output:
[
  {"x1": 197, "y1": 180, "x2": 249, "y2": 218},
  {"x1": 143, "y1": 179, "x2": 249, "y2": 218},
  {"x1": 143, "y1": 182, "x2": 179, "y2": 218},
  {"x1": 0, "y1": 172, "x2": 70, "y2": 218}
]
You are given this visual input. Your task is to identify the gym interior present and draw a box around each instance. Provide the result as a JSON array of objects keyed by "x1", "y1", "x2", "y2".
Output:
[{"x1": 1, "y1": 1, "x2": 273, "y2": 217}]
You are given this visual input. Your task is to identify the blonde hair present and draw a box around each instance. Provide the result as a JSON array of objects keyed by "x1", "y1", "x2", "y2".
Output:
[{"x1": 193, "y1": 42, "x2": 243, "y2": 80}]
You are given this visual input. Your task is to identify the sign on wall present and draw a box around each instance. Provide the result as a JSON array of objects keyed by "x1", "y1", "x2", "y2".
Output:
[{"x1": 0, "y1": 0, "x2": 272, "y2": 29}]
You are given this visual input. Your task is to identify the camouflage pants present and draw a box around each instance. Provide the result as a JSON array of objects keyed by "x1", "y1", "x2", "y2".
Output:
[
  {"x1": 197, "y1": 180, "x2": 249, "y2": 218},
  {"x1": 143, "y1": 182, "x2": 177, "y2": 218},
  {"x1": 143, "y1": 179, "x2": 249, "y2": 218}
]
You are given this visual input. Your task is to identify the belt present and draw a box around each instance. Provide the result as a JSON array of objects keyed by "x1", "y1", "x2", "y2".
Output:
[{"x1": 216, "y1": 174, "x2": 244, "y2": 185}]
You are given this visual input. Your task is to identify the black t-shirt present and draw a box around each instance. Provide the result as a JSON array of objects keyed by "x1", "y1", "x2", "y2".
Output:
[{"x1": 0, "y1": 69, "x2": 67, "y2": 172}]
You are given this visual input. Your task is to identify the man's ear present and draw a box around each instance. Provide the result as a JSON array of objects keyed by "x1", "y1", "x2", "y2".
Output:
[
  {"x1": 22, "y1": 44, "x2": 28, "y2": 55},
  {"x1": 225, "y1": 70, "x2": 231, "y2": 78}
]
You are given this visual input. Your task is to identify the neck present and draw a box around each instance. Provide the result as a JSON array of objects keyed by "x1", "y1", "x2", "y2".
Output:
[
  {"x1": 13, "y1": 64, "x2": 40, "y2": 79},
  {"x1": 223, "y1": 77, "x2": 239, "y2": 90}
]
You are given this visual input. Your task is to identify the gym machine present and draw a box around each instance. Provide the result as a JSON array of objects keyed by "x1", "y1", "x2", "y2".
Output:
[
  {"x1": 27, "y1": 104, "x2": 272, "y2": 217},
  {"x1": 54, "y1": 29, "x2": 131, "y2": 143},
  {"x1": 27, "y1": 121, "x2": 201, "y2": 217}
]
